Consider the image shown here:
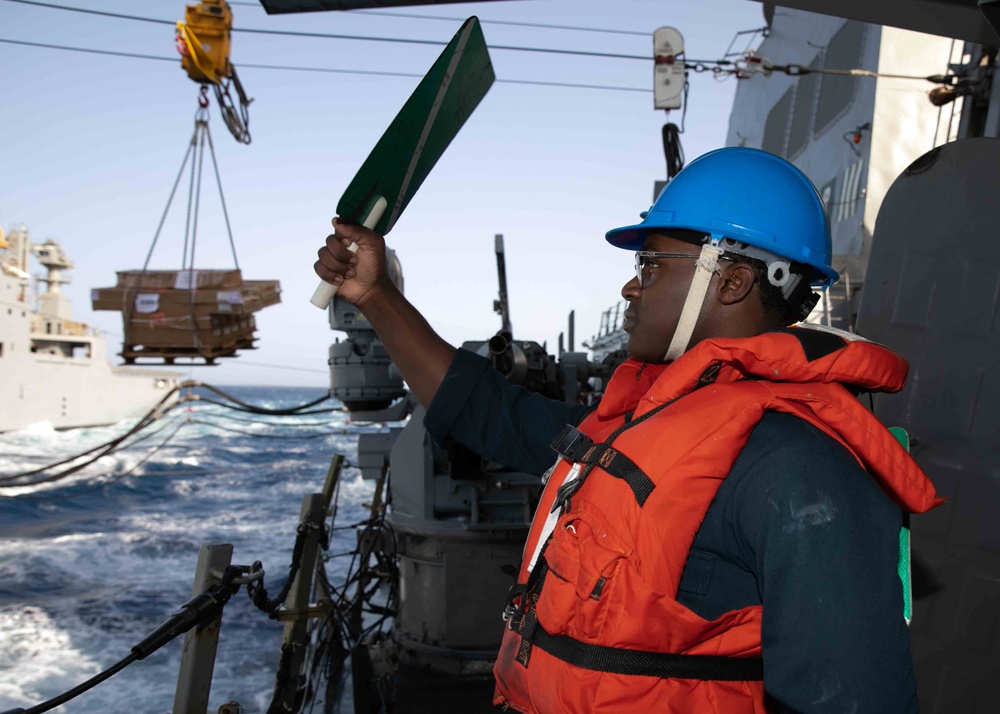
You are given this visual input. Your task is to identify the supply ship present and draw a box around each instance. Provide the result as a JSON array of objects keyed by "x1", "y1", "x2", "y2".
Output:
[{"x1": 0, "y1": 224, "x2": 180, "y2": 433}]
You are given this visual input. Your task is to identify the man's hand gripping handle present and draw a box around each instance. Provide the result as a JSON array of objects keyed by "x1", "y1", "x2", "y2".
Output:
[{"x1": 310, "y1": 196, "x2": 388, "y2": 309}]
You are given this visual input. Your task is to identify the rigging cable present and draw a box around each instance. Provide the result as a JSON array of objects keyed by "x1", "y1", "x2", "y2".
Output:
[
  {"x1": 2, "y1": 0, "x2": 652, "y2": 61},
  {"x1": 186, "y1": 419, "x2": 345, "y2": 439},
  {"x1": 1, "y1": 566, "x2": 244, "y2": 714},
  {"x1": 246, "y1": 519, "x2": 328, "y2": 617},
  {"x1": 193, "y1": 382, "x2": 332, "y2": 414},
  {"x1": 6, "y1": 418, "x2": 190, "y2": 501},
  {"x1": 0, "y1": 384, "x2": 182, "y2": 484},
  {"x1": 189, "y1": 396, "x2": 341, "y2": 416},
  {"x1": 1, "y1": 652, "x2": 142, "y2": 714},
  {"x1": 187, "y1": 409, "x2": 345, "y2": 428},
  {"x1": 0, "y1": 38, "x2": 651, "y2": 94},
  {"x1": 0, "y1": 382, "x2": 336, "y2": 488},
  {"x1": 229, "y1": 0, "x2": 654, "y2": 37},
  {"x1": 2, "y1": 3, "x2": 955, "y2": 84}
]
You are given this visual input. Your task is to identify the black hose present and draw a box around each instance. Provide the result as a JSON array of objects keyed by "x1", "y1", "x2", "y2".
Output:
[{"x1": 3, "y1": 567, "x2": 241, "y2": 714}]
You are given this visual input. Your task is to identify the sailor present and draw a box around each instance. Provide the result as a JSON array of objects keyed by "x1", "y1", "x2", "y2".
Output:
[{"x1": 314, "y1": 147, "x2": 942, "y2": 713}]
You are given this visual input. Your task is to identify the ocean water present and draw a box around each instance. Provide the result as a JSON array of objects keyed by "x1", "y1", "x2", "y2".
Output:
[{"x1": 0, "y1": 386, "x2": 387, "y2": 714}]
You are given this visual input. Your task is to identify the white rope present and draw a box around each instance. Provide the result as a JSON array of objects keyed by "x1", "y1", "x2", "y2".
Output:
[{"x1": 664, "y1": 244, "x2": 722, "y2": 362}]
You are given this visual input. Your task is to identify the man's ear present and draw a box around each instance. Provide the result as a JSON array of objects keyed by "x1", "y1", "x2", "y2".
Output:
[{"x1": 716, "y1": 262, "x2": 756, "y2": 306}]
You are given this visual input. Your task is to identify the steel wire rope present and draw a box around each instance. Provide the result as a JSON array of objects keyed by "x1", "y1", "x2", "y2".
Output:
[
  {"x1": 183, "y1": 110, "x2": 212, "y2": 362},
  {"x1": 3, "y1": 0, "x2": 653, "y2": 61},
  {"x1": 44, "y1": 340, "x2": 333, "y2": 376},
  {"x1": 214, "y1": 359, "x2": 329, "y2": 374},
  {"x1": 185, "y1": 418, "x2": 345, "y2": 439},
  {"x1": 2, "y1": 417, "x2": 189, "y2": 499},
  {"x1": 190, "y1": 396, "x2": 342, "y2": 415},
  {"x1": 0, "y1": 385, "x2": 282, "y2": 488},
  {"x1": 7, "y1": 465, "x2": 234, "y2": 485},
  {"x1": 4, "y1": 0, "x2": 783, "y2": 69},
  {"x1": 351, "y1": 9, "x2": 652, "y2": 36},
  {"x1": 180, "y1": 114, "x2": 203, "y2": 287},
  {"x1": 0, "y1": 38, "x2": 652, "y2": 94},
  {"x1": 122, "y1": 122, "x2": 198, "y2": 353},
  {"x1": 192, "y1": 382, "x2": 332, "y2": 413},
  {"x1": 0, "y1": 6, "x2": 950, "y2": 84},
  {"x1": 185, "y1": 407, "x2": 344, "y2": 429},
  {"x1": 204, "y1": 114, "x2": 241, "y2": 270},
  {"x1": 0, "y1": 409, "x2": 186, "y2": 488},
  {"x1": 228, "y1": 0, "x2": 655, "y2": 37},
  {"x1": 0, "y1": 384, "x2": 185, "y2": 482}
]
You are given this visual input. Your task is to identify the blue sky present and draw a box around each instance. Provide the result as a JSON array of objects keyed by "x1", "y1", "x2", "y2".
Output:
[{"x1": 1, "y1": 0, "x2": 767, "y2": 386}]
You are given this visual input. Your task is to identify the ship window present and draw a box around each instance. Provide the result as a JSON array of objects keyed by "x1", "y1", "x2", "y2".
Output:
[
  {"x1": 814, "y1": 21, "x2": 867, "y2": 135},
  {"x1": 46, "y1": 322, "x2": 52, "y2": 334},
  {"x1": 762, "y1": 87, "x2": 794, "y2": 157},
  {"x1": 787, "y1": 57, "x2": 822, "y2": 158},
  {"x1": 0, "y1": 343, "x2": 4, "y2": 357}
]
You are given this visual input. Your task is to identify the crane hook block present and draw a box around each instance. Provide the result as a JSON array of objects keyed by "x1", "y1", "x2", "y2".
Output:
[{"x1": 176, "y1": 0, "x2": 234, "y2": 86}]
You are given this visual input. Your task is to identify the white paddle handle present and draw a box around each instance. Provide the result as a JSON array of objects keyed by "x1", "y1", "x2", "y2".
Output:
[{"x1": 310, "y1": 196, "x2": 388, "y2": 309}]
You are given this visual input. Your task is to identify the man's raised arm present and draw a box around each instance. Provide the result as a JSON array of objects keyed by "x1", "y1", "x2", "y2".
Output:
[{"x1": 314, "y1": 219, "x2": 454, "y2": 408}]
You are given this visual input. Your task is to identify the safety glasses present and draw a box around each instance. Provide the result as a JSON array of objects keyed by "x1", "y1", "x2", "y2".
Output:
[
  {"x1": 634, "y1": 250, "x2": 734, "y2": 288},
  {"x1": 634, "y1": 251, "x2": 700, "y2": 289}
]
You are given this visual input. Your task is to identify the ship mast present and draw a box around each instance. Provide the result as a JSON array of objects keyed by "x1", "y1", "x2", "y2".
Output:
[{"x1": 31, "y1": 238, "x2": 73, "y2": 321}]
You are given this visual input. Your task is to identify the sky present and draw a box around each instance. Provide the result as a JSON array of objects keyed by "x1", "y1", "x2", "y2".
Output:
[{"x1": 1, "y1": 0, "x2": 768, "y2": 387}]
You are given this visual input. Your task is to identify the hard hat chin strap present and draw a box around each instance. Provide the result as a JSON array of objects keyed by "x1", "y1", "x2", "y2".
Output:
[{"x1": 663, "y1": 243, "x2": 722, "y2": 362}]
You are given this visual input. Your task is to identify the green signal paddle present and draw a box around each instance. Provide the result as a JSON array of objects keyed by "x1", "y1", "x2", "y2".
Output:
[{"x1": 311, "y1": 16, "x2": 495, "y2": 308}]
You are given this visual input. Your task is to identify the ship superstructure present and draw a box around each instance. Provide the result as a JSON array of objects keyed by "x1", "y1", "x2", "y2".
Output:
[
  {"x1": 0, "y1": 225, "x2": 179, "y2": 432},
  {"x1": 723, "y1": 6, "x2": 1000, "y2": 712},
  {"x1": 726, "y1": 9, "x2": 985, "y2": 329}
]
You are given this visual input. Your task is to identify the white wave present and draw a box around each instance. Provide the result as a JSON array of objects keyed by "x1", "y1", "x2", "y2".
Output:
[
  {"x1": 0, "y1": 606, "x2": 100, "y2": 709},
  {"x1": 0, "y1": 388, "x2": 398, "y2": 713}
]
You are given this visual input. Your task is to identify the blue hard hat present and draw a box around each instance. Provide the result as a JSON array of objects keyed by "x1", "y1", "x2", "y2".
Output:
[{"x1": 606, "y1": 147, "x2": 838, "y2": 287}]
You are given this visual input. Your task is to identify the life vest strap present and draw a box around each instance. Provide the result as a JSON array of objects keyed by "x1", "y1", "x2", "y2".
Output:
[
  {"x1": 532, "y1": 626, "x2": 765, "y2": 681},
  {"x1": 549, "y1": 426, "x2": 657, "y2": 509},
  {"x1": 577, "y1": 443, "x2": 656, "y2": 506}
]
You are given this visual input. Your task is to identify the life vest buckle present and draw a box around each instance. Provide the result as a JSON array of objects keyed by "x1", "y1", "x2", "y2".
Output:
[
  {"x1": 550, "y1": 424, "x2": 594, "y2": 461},
  {"x1": 502, "y1": 582, "x2": 527, "y2": 627}
]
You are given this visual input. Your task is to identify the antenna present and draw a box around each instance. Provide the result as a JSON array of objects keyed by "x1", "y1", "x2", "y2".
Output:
[{"x1": 493, "y1": 233, "x2": 512, "y2": 336}]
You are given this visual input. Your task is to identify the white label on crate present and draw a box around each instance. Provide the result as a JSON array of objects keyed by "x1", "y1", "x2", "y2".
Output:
[
  {"x1": 91, "y1": 289, "x2": 99, "y2": 301},
  {"x1": 217, "y1": 303, "x2": 233, "y2": 314},
  {"x1": 217, "y1": 291, "x2": 242, "y2": 304},
  {"x1": 135, "y1": 294, "x2": 160, "y2": 313},
  {"x1": 174, "y1": 270, "x2": 195, "y2": 290}
]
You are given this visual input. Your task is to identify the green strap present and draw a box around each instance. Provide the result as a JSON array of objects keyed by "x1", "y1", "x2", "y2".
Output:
[{"x1": 888, "y1": 426, "x2": 912, "y2": 625}]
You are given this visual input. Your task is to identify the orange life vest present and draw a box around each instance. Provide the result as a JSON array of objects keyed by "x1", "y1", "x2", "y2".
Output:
[{"x1": 494, "y1": 328, "x2": 943, "y2": 714}]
